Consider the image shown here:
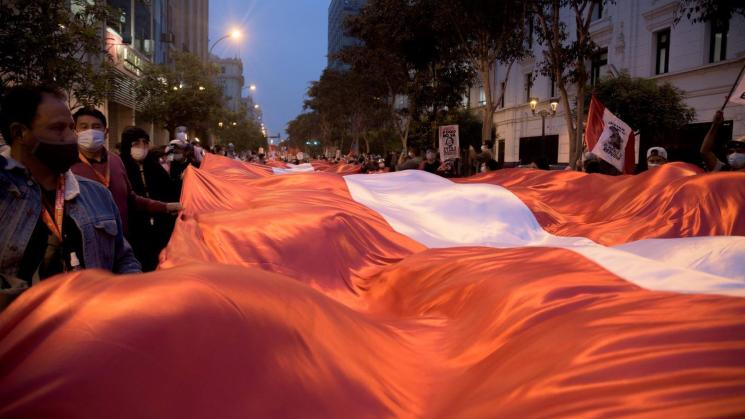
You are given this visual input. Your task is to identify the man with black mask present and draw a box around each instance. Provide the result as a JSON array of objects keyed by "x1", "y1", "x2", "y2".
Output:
[{"x1": 0, "y1": 85, "x2": 141, "y2": 309}]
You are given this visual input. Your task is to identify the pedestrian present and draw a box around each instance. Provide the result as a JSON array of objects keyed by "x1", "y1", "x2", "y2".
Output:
[
  {"x1": 71, "y1": 107, "x2": 181, "y2": 237},
  {"x1": 0, "y1": 85, "x2": 141, "y2": 309},
  {"x1": 120, "y1": 126, "x2": 180, "y2": 271},
  {"x1": 646, "y1": 147, "x2": 668, "y2": 169},
  {"x1": 480, "y1": 159, "x2": 500, "y2": 173},
  {"x1": 396, "y1": 146, "x2": 422, "y2": 171},
  {"x1": 469, "y1": 141, "x2": 494, "y2": 173},
  {"x1": 419, "y1": 148, "x2": 440, "y2": 173},
  {"x1": 701, "y1": 110, "x2": 745, "y2": 172}
]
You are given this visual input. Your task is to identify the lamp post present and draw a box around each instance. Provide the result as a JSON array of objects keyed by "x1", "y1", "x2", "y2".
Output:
[
  {"x1": 209, "y1": 29, "x2": 241, "y2": 55},
  {"x1": 529, "y1": 97, "x2": 559, "y2": 142}
]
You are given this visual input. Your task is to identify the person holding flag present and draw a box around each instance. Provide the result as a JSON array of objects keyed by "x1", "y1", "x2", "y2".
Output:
[
  {"x1": 583, "y1": 95, "x2": 636, "y2": 174},
  {"x1": 701, "y1": 110, "x2": 745, "y2": 172},
  {"x1": 700, "y1": 63, "x2": 745, "y2": 172}
]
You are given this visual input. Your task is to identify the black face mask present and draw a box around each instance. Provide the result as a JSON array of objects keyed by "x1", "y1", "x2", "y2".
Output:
[{"x1": 32, "y1": 141, "x2": 80, "y2": 174}]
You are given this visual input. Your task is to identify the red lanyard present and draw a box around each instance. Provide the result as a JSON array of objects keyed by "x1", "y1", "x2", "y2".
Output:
[
  {"x1": 78, "y1": 152, "x2": 110, "y2": 187},
  {"x1": 40, "y1": 174, "x2": 65, "y2": 242}
]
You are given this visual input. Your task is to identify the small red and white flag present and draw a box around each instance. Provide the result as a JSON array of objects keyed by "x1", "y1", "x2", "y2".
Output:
[
  {"x1": 584, "y1": 95, "x2": 636, "y2": 173},
  {"x1": 727, "y1": 66, "x2": 745, "y2": 106}
]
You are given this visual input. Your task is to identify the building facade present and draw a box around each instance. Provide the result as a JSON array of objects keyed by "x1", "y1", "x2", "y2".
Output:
[
  {"x1": 468, "y1": 0, "x2": 745, "y2": 166},
  {"x1": 170, "y1": 0, "x2": 209, "y2": 63},
  {"x1": 100, "y1": 0, "x2": 209, "y2": 149},
  {"x1": 327, "y1": 0, "x2": 367, "y2": 69},
  {"x1": 214, "y1": 57, "x2": 245, "y2": 113}
]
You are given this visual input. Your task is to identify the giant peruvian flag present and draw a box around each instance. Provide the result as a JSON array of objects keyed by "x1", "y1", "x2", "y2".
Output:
[
  {"x1": 585, "y1": 95, "x2": 637, "y2": 174},
  {"x1": 1, "y1": 154, "x2": 744, "y2": 418}
]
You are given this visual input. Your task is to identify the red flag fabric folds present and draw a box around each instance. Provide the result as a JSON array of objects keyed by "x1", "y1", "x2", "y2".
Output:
[{"x1": 1, "y1": 154, "x2": 744, "y2": 418}]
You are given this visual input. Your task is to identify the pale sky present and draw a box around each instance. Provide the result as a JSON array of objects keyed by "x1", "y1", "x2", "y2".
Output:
[{"x1": 209, "y1": 1, "x2": 329, "y2": 138}]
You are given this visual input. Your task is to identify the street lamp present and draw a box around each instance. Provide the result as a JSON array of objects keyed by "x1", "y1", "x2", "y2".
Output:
[
  {"x1": 209, "y1": 29, "x2": 241, "y2": 54},
  {"x1": 254, "y1": 104, "x2": 260, "y2": 109},
  {"x1": 249, "y1": 84, "x2": 257, "y2": 91},
  {"x1": 530, "y1": 97, "x2": 559, "y2": 143}
]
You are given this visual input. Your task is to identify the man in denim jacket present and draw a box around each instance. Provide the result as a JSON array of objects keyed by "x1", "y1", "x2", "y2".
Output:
[{"x1": 0, "y1": 85, "x2": 141, "y2": 309}]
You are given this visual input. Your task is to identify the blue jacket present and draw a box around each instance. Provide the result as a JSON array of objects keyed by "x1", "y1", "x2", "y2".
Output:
[{"x1": 0, "y1": 155, "x2": 141, "y2": 285}]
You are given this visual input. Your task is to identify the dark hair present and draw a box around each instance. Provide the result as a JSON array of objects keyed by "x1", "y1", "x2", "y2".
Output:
[
  {"x1": 72, "y1": 106, "x2": 107, "y2": 128},
  {"x1": 532, "y1": 157, "x2": 550, "y2": 170},
  {"x1": 584, "y1": 159, "x2": 601, "y2": 174},
  {"x1": 485, "y1": 159, "x2": 500, "y2": 171},
  {"x1": 0, "y1": 84, "x2": 65, "y2": 145},
  {"x1": 120, "y1": 126, "x2": 150, "y2": 158}
]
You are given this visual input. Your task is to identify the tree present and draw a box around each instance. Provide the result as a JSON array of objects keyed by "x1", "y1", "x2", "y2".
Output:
[
  {"x1": 135, "y1": 52, "x2": 223, "y2": 139},
  {"x1": 303, "y1": 68, "x2": 391, "y2": 154},
  {"x1": 214, "y1": 106, "x2": 265, "y2": 152},
  {"x1": 0, "y1": 0, "x2": 117, "y2": 109},
  {"x1": 675, "y1": 0, "x2": 745, "y2": 25},
  {"x1": 342, "y1": 0, "x2": 474, "y2": 152},
  {"x1": 439, "y1": 0, "x2": 529, "y2": 143},
  {"x1": 286, "y1": 111, "x2": 322, "y2": 149},
  {"x1": 589, "y1": 72, "x2": 695, "y2": 166},
  {"x1": 531, "y1": 0, "x2": 609, "y2": 168}
]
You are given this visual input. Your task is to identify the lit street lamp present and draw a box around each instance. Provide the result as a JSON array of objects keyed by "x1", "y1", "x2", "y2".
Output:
[
  {"x1": 209, "y1": 29, "x2": 241, "y2": 54},
  {"x1": 530, "y1": 97, "x2": 559, "y2": 143}
]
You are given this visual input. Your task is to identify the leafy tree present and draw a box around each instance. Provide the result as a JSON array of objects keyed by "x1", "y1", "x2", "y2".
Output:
[
  {"x1": 675, "y1": 0, "x2": 745, "y2": 25},
  {"x1": 0, "y1": 0, "x2": 117, "y2": 109},
  {"x1": 135, "y1": 52, "x2": 223, "y2": 139},
  {"x1": 342, "y1": 0, "x2": 474, "y2": 152},
  {"x1": 589, "y1": 72, "x2": 695, "y2": 166},
  {"x1": 214, "y1": 106, "x2": 265, "y2": 152},
  {"x1": 286, "y1": 111, "x2": 322, "y2": 149},
  {"x1": 531, "y1": 0, "x2": 610, "y2": 167},
  {"x1": 438, "y1": 0, "x2": 529, "y2": 143},
  {"x1": 303, "y1": 68, "x2": 390, "y2": 154}
]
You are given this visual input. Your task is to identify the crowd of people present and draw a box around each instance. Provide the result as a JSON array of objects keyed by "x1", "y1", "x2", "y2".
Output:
[
  {"x1": 0, "y1": 85, "x2": 209, "y2": 309},
  {"x1": 1, "y1": 83, "x2": 743, "y2": 309}
]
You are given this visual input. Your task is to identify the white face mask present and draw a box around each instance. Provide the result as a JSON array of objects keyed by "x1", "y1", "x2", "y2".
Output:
[
  {"x1": 727, "y1": 152, "x2": 745, "y2": 169},
  {"x1": 647, "y1": 163, "x2": 661, "y2": 168},
  {"x1": 480, "y1": 165, "x2": 487, "y2": 173},
  {"x1": 379, "y1": 162, "x2": 385, "y2": 168},
  {"x1": 175, "y1": 132, "x2": 187, "y2": 141},
  {"x1": 481, "y1": 145, "x2": 488, "y2": 152},
  {"x1": 131, "y1": 146, "x2": 148, "y2": 162},
  {"x1": 77, "y1": 129, "x2": 105, "y2": 152}
]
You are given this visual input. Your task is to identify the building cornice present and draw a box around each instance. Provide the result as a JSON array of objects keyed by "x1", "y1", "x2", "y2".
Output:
[
  {"x1": 649, "y1": 56, "x2": 745, "y2": 82},
  {"x1": 642, "y1": 1, "x2": 678, "y2": 31}
]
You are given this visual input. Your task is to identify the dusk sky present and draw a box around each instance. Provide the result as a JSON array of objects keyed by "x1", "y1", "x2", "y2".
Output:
[{"x1": 209, "y1": 1, "x2": 329, "y2": 138}]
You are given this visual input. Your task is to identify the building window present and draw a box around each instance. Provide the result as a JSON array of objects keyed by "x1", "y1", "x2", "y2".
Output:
[
  {"x1": 655, "y1": 28, "x2": 670, "y2": 75},
  {"x1": 479, "y1": 86, "x2": 486, "y2": 106},
  {"x1": 709, "y1": 21, "x2": 728, "y2": 63},
  {"x1": 591, "y1": 0, "x2": 604, "y2": 22},
  {"x1": 591, "y1": 48, "x2": 608, "y2": 86},
  {"x1": 524, "y1": 73, "x2": 533, "y2": 103}
]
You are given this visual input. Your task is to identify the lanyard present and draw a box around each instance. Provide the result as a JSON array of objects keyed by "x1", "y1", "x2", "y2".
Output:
[
  {"x1": 78, "y1": 152, "x2": 110, "y2": 187},
  {"x1": 40, "y1": 174, "x2": 65, "y2": 242}
]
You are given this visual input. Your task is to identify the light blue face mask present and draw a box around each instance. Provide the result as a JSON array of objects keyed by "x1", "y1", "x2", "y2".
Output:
[{"x1": 727, "y1": 152, "x2": 745, "y2": 169}]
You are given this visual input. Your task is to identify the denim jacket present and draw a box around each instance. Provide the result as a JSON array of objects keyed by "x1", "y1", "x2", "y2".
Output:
[{"x1": 0, "y1": 155, "x2": 141, "y2": 286}]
